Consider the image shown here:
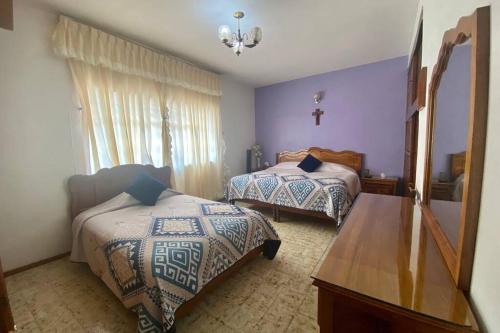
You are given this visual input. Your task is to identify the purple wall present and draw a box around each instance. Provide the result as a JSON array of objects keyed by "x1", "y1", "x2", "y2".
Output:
[
  {"x1": 255, "y1": 56, "x2": 407, "y2": 177},
  {"x1": 432, "y1": 45, "x2": 470, "y2": 179}
]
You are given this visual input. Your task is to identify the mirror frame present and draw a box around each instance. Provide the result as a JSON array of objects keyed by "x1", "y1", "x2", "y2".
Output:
[{"x1": 422, "y1": 6, "x2": 490, "y2": 291}]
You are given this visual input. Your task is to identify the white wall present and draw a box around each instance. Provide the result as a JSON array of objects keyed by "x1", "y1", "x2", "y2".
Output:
[
  {"x1": 0, "y1": 2, "x2": 256, "y2": 271},
  {"x1": 0, "y1": 2, "x2": 76, "y2": 271},
  {"x1": 220, "y1": 75, "x2": 255, "y2": 178},
  {"x1": 412, "y1": 1, "x2": 500, "y2": 331}
]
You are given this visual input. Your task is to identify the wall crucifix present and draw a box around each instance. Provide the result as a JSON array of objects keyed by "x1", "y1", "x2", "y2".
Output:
[{"x1": 312, "y1": 108, "x2": 324, "y2": 126}]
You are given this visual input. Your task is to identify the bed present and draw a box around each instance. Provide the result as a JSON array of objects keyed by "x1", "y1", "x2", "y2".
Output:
[
  {"x1": 226, "y1": 147, "x2": 363, "y2": 227},
  {"x1": 68, "y1": 164, "x2": 281, "y2": 333}
]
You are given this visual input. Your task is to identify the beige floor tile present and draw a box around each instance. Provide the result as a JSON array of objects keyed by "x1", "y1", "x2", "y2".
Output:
[
  {"x1": 5, "y1": 205, "x2": 337, "y2": 332},
  {"x1": 286, "y1": 313, "x2": 319, "y2": 332},
  {"x1": 298, "y1": 286, "x2": 318, "y2": 320},
  {"x1": 16, "y1": 320, "x2": 43, "y2": 333},
  {"x1": 255, "y1": 310, "x2": 295, "y2": 333}
]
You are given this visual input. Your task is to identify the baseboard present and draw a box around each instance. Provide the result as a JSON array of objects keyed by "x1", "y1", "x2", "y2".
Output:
[{"x1": 4, "y1": 252, "x2": 70, "y2": 277}]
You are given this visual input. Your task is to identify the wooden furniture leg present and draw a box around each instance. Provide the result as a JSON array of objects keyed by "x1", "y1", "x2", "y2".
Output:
[
  {"x1": 0, "y1": 258, "x2": 15, "y2": 333},
  {"x1": 273, "y1": 206, "x2": 281, "y2": 222}
]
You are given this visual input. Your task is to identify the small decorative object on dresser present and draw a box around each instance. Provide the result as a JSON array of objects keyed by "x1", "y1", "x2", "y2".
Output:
[{"x1": 361, "y1": 176, "x2": 398, "y2": 195}]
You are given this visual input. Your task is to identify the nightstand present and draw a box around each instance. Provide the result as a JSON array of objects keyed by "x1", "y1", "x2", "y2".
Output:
[
  {"x1": 431, "y1": 181, "x2": 455, "y2": 200},
  {"x1": 361, "y1": 177, "x2": 398, "y2": 195}
]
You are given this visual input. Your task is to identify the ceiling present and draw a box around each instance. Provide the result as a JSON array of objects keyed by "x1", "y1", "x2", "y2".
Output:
[{"x1": 25, "y1": 0, "x2": 418, "y2": 87}]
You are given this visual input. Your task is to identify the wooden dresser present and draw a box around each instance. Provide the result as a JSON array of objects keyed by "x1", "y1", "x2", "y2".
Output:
[
  {"x1": 312, "y1": 194, "x2": 479, "y2": 333},
  {"x1": 361, "y1": 177, "x2": 398, "y2": 195}
]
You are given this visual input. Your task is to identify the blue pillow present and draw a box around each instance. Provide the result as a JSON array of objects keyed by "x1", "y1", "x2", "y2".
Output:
[
  {"x1": 125, "y1": 173, "x2": 167, "y2": 206},
  {"x1": 297, "y1": 154, "x2": 322, "y2": 172}
]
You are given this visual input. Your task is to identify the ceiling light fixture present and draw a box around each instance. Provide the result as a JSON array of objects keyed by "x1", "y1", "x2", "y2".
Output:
[{"x1": 218, "y1": 11, "x2": 262, "y2": 56}]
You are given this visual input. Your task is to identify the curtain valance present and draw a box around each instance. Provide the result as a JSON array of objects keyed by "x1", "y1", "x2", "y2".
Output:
[{"x1": 52, "y1": 16, "x2": 222, "y2": 97}]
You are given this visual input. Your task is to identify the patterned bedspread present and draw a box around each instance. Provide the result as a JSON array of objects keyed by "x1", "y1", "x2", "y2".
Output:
[
  {"x1": 225, "y1": 163, "x2": 361, "y2": 224},
  {"x1": 70, "y1": 190, "x2": 280, "y2": 333}
]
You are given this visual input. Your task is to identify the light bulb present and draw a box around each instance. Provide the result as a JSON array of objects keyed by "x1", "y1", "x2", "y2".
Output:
[{"x1": 218, "y1": 25, "x2": 231, "y2": 42}]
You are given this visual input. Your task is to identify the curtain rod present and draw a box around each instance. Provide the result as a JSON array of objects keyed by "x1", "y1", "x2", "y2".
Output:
[{"x1": 60, "y1": 14, "x2": 219, "y2": 75}]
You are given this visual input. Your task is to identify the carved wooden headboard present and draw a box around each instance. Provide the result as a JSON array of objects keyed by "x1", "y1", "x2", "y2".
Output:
[
  {"x1": 450, "y1": 151, "x2": 466, "y2": 180},
  {"x1": 275, "y1": 147, "x2": 364, "y2": 174},
  {"x1": 68, "y1": 164, "x2": 171, "y2": 220}
]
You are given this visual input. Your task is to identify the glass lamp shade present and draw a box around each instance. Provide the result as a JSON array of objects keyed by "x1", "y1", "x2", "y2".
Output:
[
  {"x1": 218, "y1": 25, "x2": 232, "y2": 42},
  {"x1": 251, "y1": 27, "x2": 262, "y2": 43},
  {"x1": 232, "y1": 40, "x2": 245, "y2": 55}
]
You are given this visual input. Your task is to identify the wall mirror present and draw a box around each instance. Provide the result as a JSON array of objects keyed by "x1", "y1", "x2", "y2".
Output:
[
  {"x1": 429, "y1": 40, "x2": 471, "y2": 252},
  {"x1": 422, "y1": 6, "x2": 490, "y2": 291}
]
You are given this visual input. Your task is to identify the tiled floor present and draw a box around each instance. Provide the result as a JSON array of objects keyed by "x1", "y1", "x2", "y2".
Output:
[{"x1": 6, "y1": 206, "x2": 337, "y2": 332}]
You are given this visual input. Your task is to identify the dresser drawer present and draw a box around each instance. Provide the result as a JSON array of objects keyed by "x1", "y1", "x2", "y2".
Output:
[
  {"x1": 431, "y1": 182, "x2": 454, "y2": 200},
  {"x1": 361, "y1": 178, "x2": 398, "y2": 195},
  {"x1": 362, "y1": 183, "x2": 395, "y2": 195}
]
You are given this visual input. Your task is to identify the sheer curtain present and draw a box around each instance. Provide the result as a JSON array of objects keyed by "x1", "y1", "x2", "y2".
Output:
[
  {"x1": 164, "y1": 85, "x2": 224, "y2": 198},
  {"x1": 54, "y1": 16, "x2": 224, "y2": 199},
  {"x1": 69, "y1": 60, "x2": 167, "y2": 172}
]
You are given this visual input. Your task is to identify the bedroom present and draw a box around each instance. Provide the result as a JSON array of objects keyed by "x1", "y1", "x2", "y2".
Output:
[{"x1": 0, "y1": 0, "x2": 499, "y2": 332}]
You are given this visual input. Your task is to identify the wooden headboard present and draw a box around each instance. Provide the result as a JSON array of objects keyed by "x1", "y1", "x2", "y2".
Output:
[
  {"x1": 276, "y1": 147, "x2": 364, "y2": 174},
  {"x1": 68, "y1": 164, "x2": 171, "y2": 220},
  {"x1": 450, "y1": 151, "x2": 466, "y2": 180}
]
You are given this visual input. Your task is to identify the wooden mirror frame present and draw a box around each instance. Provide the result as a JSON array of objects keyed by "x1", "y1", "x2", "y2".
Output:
[{"x1": 422, "y1": 6, "x2": 490, "y2": 291}]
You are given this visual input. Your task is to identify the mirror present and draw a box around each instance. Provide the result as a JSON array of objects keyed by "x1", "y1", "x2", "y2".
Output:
[
  {"x1": 429, "y1": 41, "x2": 471, "y2": 251},
  {"x1": 422, "y1": 6, "x2": 490, "y2": 291}
]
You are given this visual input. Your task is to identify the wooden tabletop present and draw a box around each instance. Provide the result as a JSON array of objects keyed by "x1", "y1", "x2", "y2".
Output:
[{"x1": 312, "y1": 193, "x2": 478, "y2": 331}]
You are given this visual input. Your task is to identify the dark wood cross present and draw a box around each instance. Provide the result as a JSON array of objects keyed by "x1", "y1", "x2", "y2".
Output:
[{"x1": 312, "y1": 108, "x2": 324, "y2": 126}]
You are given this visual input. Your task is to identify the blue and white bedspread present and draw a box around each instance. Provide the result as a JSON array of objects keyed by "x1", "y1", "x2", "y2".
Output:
[
  {"x1": 70, "y1": 190, "x2": 281, "y2": 333},
  {"x1": 225, "y1": 162, "x2": 361, "y2": 224}
]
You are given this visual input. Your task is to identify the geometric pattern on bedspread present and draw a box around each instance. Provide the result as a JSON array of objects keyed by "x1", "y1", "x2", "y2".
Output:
[
  {"x1": 328, "y1": 183, "x2": 349, "y2": 210},
  {"x1": 202, "y1": 238, "x2": 236, "y2": 283},
  {"x1": 105, "y1": 239, "x2": 146, "y2": 298},
  {"x1": 152, "y1": 240, "x2": 203, "y2": 294},
  {"x1": 209, "y1": 217, "x2": 249, "y2": 255},
  {"x1": 99, "y1": 201, "x2": 280, "y2": 333},
  {"x1": 226, "y1": 172, "x2": 354, "y2": 223},
  {"x1": 200, "y1": 203, "x2": 244, "y2": 216},
  {"x1": 230, "y1": 174, "x2": 251, "y2": 196},
  {"x1": 256, "y1": 176, "x2": 279, "y2": 200},
  {"x1": 287, "y1": 179, "x2": 315, "y2": 205},
  {"x1": 151, "y1": 217, "x2": 206, "y2": 237},
  {"x1": 136, "y1": 304, "x2": 164, "y2": 333}
]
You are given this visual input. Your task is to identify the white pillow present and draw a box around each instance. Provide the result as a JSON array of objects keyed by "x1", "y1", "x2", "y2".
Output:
[
  {"x1": 316, "y1": 162, "x2": 356, "y2": 174},
  {"x1": 272, "y1": 161, "x2": 299, "y2": 169}
]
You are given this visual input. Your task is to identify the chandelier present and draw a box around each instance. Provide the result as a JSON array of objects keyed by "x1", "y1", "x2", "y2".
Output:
[{"x1": 217, "y1": 11, "x2": 262, "y2": 56}]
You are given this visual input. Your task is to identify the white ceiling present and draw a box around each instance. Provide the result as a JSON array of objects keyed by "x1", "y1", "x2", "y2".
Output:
[{"x1": 25, "y1": 0, "x2": 418, "y2": 87}]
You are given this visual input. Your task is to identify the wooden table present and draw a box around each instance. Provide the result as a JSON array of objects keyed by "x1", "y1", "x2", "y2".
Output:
[{"x1": 312, "y1": 193, "x2": 479, "y2": 333}]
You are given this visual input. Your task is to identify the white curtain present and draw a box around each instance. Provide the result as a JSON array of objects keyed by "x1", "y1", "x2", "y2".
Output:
[
  {"x1": 53, "y1": 16, "x2": 225, "y2": 199},
  {"x1": 164, "y1": 85, "x2": 224, "y2": 198},
  {"x1": 68, "y1": 60, "x2": 167, "y2": 171}
]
